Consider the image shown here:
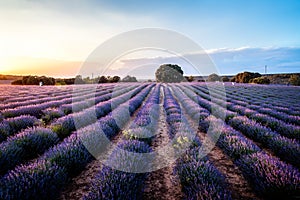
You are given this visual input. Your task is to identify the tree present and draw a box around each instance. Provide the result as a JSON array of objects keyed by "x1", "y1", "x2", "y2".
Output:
[
  {"x1": 121, "y1": 75, "x2": 138, "y2": 82},
  {"x1": 75, "y1": 75, "x2": 85, "y2": 84},
  {"x1": 64, "y1": 78, "x2": 75, "y2": 85},
  {"x1": 187, "y1": 76, "x2": 194, "y2": 82},
  {"x1": 98, "y1": 76, "x2": 108, "y2": 83},
  {"x1": 233, "y1": 71, "x2": 261, "y2": 83},
  {"x1": 40, "y1": 76, "x2": 55, "y2": 85},
  {"x1": 12, "y1": 75, "x2": 55, "y2": 85},
  {"x1": 110, "y1": 76, "x2": 121, "y2": 83},
  {"x1": 289, "y1": 75, "x2": 300, "y2": 86},
  {"x1": 11, "y1": 80, "x2": 23, "y2": 85},
  {"x1": 155, "y1": 64, "x2": 184, "y2": 83},
  {"x1": 251, "y1": 76, "x2": 270, "y2": 84},
  {"x1": 221, "y1": 76, "x2": 230, "y2": 82},
  {"x1": 83, "y1": 76, "x2": 91, "y2": 84},
  {"x1": 28, "y1": 76, "x2": 39, "y2": 85},
  {"x1": 207, "y1": 73, "x2": 221, "y2": 82}
]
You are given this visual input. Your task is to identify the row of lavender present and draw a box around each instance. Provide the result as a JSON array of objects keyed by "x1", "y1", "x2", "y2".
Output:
[
  {"x1": 0, "y1": 85, "x2": 107, "y2": 107},
  {"x1": 0, "y1": 84, "x2": 119, "y2": 118},
  {"x1": 0, "y1": 85, "x2": 89, "y2": 110},
  {"x1": 2, "y1": 84, "x2": 137, "y2": 114},
  {"x1": 209, "y1": 83, "x2": 300, "y2": 116},
  {"x1": 191, "y1": 83, "x2": 300, "y2": 117},
  {"x1": 193, "y1": 84, "x2": 300, "y2": 123},
  {"x1": 190, "y1": 84, "x2": 300, "y2": 139},
  {"x1": 0, "y1": 84, "x2": 154, "y2": 199},
  {"x1": 229, "y1": 84, "x2": 300, "y2": 111},
  {"x1": 0, "y1": 83, "x2": 299, "y2": 199},
  {"x1": 83, "y1": 85, "x2": 233, "y2": 200},
  {"x1": 190, "y1": 84, "x2": 300, "y2": 167},
  {"x1": 0, "y1": 84, "x2": 140, "y2": 120},
  {"x1": 83, "y1": 84, "x2": 160, "y2": 199},
  {"x1": 172, "y1": 84, "x2": 300, "y2": 198},
  {"x1": 0, "y1": 85, "x2": 148, "y2": 177},
  {"x1": 164, "y1": 86, "x2": 233, "y2": 199},
  {"x1": 0, "y1": 88, "x2": 112, "y2": 140},
  {"x1": 0, "y1": 85, "x2": 75, "y2": 103},
  {"x1": 213, "y1": 84, "x2": 300, "y2": 122},
  {"x1": 181, "y1": 84, "x2": 300, "y2": 168},
  {"x1": 221, "y1": 83, "x2": 300, "y2": 109},
  {"x1": 0, "y1": 84, "x2": 138, "y2": 143}
]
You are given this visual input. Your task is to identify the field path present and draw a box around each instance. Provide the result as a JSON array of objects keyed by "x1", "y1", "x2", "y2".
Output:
[{"x1": 143, "y1": 86, "x2": 183, "y2": 200}]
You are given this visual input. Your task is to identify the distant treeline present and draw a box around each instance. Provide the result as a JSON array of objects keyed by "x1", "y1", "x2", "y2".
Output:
[
  {"x1": 190, "y1": 72, "x2": 300, "y2": 85},
  {"x1": 6, "y1": 72, "x2": 300, "y2": 86},
  {"x1": 10, "y1": 75, "x2": 138, "y2": 85},
  {"x1": 55, "y1": 75, "x2": 123, "y2": 85},
  {"x1": 266, "y1": 73, "x2": 300, "y2": 85},
  {"x1": 11, "y1": 76, "x2": 56, "y2": 85}
]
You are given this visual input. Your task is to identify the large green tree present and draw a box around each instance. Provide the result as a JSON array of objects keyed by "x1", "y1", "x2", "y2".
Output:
[{"x1": 155, "y1": 64, "x2": 184, "y2": 83}]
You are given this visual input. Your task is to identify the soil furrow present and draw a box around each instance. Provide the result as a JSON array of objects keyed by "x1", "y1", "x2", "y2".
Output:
[{"x1": 142, "y1": 85, "x2": 183, "y2": 200}]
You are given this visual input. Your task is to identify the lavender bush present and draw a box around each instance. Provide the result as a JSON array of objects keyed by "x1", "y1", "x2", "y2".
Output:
[
  {"x1": 0, "y1": 127, "x2": 59, "y2": 175},
  {"x1": 0, "y1": 115, "x2": 39, "y2": 142},
  {"x1": 236, "y1": 152, "x2": 300, "y2": 198}
]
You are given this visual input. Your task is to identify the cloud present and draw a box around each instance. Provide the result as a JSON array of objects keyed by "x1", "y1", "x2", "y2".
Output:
[
  {"x1": 116, "y1": 46, "x2": 300, "y2": 77},
  {"x1": 208, "y1": 46, "x2": 300, "y2": 74}
]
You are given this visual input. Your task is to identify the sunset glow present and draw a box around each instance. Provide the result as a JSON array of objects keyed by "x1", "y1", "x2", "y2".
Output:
[{"x1": 0, "y1": 0, "x2": 299, "y2": 77}]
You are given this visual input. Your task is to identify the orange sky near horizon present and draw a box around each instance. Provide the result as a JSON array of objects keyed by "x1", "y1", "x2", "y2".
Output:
[{"x1": 0, "y1": 57, "x2": 83, "y2": 78}]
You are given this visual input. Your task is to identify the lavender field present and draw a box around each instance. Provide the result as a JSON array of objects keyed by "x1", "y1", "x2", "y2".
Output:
[{"x1": 0, "y1": 83, "x2": 299, "y2": 200}]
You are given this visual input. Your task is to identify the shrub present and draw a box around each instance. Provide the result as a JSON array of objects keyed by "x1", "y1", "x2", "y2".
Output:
[
  {"x1": 83, "y1": 140, "x2": 151, "y2": 200},
  {"x1": 236, "y1": 152, "x2": 300, "y2": 198},
  {"x1": 233, "y1": 71, "x2": 261, "y2": 83},
  {"x1": 0, "y1": 128, "x2": 59, "y2": 175},
  {"x1": 41, "y1": 108, "x2": 65, "y2": 124},
  {"x1": 186, "y1": 75, "x2": 194, "y2": 82},
  {"x1": 229, "y1": 116, "x2": 300, "y2": 167},
  {"x1": 0, "y1": 115, "x2": 39, "y2": 142},
  {"x1": 289, "y1": 75, "x2": 300, "y2": 86},
  {"x1": 51, "y1": 115, "x2": 75, "y2": 139},
  {"x1": 176, "y1": 160, "x2": 232, "y2": 200},
  {"x1": 42, "y1": 134, "x2": 93, "y2": 175},
  {"x1": 0, "y1": 161, "x2": 67, "y2": 200},
  {"x1": 221, "y1": 76, "x2": 230, "y2": 82}
]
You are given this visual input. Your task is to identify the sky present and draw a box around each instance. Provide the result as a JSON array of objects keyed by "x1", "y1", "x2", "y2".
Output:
[{"x1": 0, "y1": 0, "x2": 299, "y2": 78}]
